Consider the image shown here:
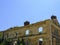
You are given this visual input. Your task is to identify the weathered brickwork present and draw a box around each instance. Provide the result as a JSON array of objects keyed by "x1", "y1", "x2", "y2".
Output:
[{"x1": 0, "y1": 16, "x2": 60, "y2": 45}]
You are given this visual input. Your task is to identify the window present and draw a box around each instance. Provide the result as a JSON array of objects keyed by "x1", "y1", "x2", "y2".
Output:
[
  {"x1": 25, "y1": 40, "x2": 29, "y2": 45},
  {"x1": 39, "y1": 38, "x2": 43, "y2": 41},
  {"x1": 39, "y1": 38, "x2": 43, "y2": 45},
  {"x1": 38, "y1": 27, "x2": 43, "y2": 33},
  {"x1": 15, "y1": 32, "x2": 19, "y2": 37},
  {"x1": 25, "y1": 30, "x2": 30, "y2": 35},
  {"x1": 13, "y1": 41, "x2": 17, "y2": 45},
  {"x1": 9, "y1": 33, "x2": 13, "y2": 38}
]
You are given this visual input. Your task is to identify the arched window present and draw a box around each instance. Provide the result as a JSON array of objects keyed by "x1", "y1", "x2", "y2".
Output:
[
  {"x1": 25, "y1": 30, "x2": 30, "y2": 35},
  {"x1": 39, "y1": 38, "x2": 43, "y2": 45},
  {"x1": 38, "y1": 27, "x2": 43, "y2": 33},
  {"x1": 39, "y1": 38, "x2": 43, "y2": 41}
]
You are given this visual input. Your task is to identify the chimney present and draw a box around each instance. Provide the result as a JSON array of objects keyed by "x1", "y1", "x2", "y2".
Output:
[
  {"x1": 51, "y1": 15, "x2": 59, "y2": 26},
  {"x1": 51, "y1": 15, "x2": 57, "y2": 19},
  {"x1": 24, "y1": 21, "x2": 30, "y2": 26}
]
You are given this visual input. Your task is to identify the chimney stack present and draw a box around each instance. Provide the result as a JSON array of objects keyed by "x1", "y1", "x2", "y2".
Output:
[
  {"x1": 51, "y1": 15, "x2": 57, "y2": 19},
  {"x1": 24, "y1": 21, "x2": 30, "y2": 26},
  {"x1": 51, "y1": 15, "x2": 59, "y2": 26}
]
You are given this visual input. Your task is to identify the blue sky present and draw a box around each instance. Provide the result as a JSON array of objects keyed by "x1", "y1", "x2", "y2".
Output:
[{"x1": 0, "y1": 0, "x2": 60, "y2": 31}]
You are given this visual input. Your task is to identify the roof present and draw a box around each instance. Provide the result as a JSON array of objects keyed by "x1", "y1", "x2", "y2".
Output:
[{"x1": 2, "y1": 19, "x2": 50, "y2": 32}]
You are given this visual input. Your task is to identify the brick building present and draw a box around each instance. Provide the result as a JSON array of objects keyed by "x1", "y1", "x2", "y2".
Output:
[{"x1": 0, "y1": 16, "x2": 60, "y2": 45}]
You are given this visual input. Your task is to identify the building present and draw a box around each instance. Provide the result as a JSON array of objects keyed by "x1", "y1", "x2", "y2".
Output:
[{"x1": 0, "y1": 15, "x2": 60, "y2": 45}]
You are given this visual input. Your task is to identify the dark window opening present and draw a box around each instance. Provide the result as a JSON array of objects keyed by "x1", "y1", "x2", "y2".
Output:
[
  {"x1": 39, "y1": 38, "x2": 43, "y2": 45},
  {"x1": 39, "y1": 41, "x2": 43, "y2": 45}
]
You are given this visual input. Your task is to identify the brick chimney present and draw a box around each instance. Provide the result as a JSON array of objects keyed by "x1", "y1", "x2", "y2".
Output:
[
  {"x1": 51, "y1": 15, "x2": 57, "y2": 19},
  {"x1": 51, "y1": 15, "x2": 59, "y2": 26},
  {"x1": 24, "y1": 21, "x2": 30, "y2": 26}
]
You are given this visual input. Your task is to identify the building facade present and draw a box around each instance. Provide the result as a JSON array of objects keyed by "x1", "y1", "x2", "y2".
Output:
[{"x1": 0, "y1": 16, "x2": 60, "y2": 45}]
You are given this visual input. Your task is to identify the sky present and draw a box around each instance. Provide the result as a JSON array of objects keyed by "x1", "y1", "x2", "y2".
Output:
[{"x1": 0, "y1": 0, "x2": 60, "y2": 31}]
